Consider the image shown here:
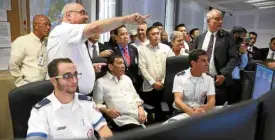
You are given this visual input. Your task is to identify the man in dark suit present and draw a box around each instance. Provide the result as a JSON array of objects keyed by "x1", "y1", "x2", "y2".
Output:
[
  {"x1": 192, "y1": 9, "x2": 238, "y2": 105},
  {"x1": 111, "y1": 25, "x2": 142, "y2": 92},
  {"x1": 247, "y1": 32, "x2": 263, "y2": 60},
  {"x1": 85, "y1": 33, "x2": 114, "y2": 79}
]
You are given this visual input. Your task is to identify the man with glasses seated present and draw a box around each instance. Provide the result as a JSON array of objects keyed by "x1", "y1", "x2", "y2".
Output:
[
  {"x1": 47, "y1": 3, "x2": 150, "y2": 95},
  {"x1": 27, "y1": 58, "x2": 113, "y2": 140},
  {"x1": 9, "y1": 14, "x2": 51, "y2": 87}
]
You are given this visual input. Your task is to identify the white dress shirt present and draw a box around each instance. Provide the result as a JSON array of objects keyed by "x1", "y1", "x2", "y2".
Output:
[
  {"x1": 131, "y1": 39, "x2": 149, "y2": 52},
  {"x1": 27, "y1": 92, "x2": 106, "y2": 140},
  {"x1": 9, "y1": 32, "x2": 48, "y2": 87},
  {"x1": 201, "y1": 31, "x2": 218, "y2": 76},
  {"x1": 139, "y1": 43, "x2": 175, "y2": 92},
  {"x1": 47, "y1": 22, "x2": 95, "y2": 94},
  {"x1": 87, "y1": 41, "x2": 100, "y2": 58},
  {"x1": 172, "y1": 68, "x2": 215, "y2": 109},
  {"x1": 267, "y1": 48, "x2": 275, "y2": 59},
  {"x1": 93, "y1": 72, "x2": 145, "y2": 127}
]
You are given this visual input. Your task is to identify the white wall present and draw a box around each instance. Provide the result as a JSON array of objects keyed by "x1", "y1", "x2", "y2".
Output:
[{"x1": 223, "y1": 9, "x2": 275, "y2": 48}]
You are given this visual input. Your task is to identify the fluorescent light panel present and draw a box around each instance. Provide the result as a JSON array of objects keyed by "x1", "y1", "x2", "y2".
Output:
[
  {"x1": 257, "y1": 5, "x2": 275, "y2": 8},
  {"x1": 252, "y1": 1, "x2": 275, "y2": 6},
  {"x1": 245, "y1": 0, "x2": 270, "y2": 3}
]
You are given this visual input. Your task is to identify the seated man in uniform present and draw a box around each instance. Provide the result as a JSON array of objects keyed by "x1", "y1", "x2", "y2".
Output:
[
  {"x1": 93, "y1": 55, "x2": 147, "y2": 132},
  {"x1": 173, "y1": 49, "x2": 216, "y2": 116},
  {"x1": 27, "y1": 58, "x2": 113, "y2": 139}
]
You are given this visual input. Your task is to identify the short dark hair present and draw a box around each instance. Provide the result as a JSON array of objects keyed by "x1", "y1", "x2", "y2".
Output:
[
  {"x1": 113, "y1": 25, "x2": 127, "y2": 35},
  {"x1": 188, "y1": 49, "x2": 208, "y2": 67},
  {"x1": 48, "y1": 58, "x2": 73, "y2": 78},
  {"x1": 152, "y1": 21, "x2": 163, "y2": 27},
  {"x1": 249, "y1": 32, "x2": 258, "y2": 38},
  {"x1": 107, "y1": 55, "x2": 123, "y2": 65},
  {"x1": 264, "y1": 59, "x2": 275, "y2": 66},
  {"x1": 146, "y1": 26, "x2": 159, "y2": 37},
  {"x1": 175, "y1": 24, "x2": 186, "y2": 31},
  {"x1": 231, "y1": 26, "x2": 247, "y2": 35},
  {"x1": 270, "y1": 37, "x2": 275, "y2": 43},
  {"x1": 189, "y1": 28, "x2": 199, "y2": 35}
]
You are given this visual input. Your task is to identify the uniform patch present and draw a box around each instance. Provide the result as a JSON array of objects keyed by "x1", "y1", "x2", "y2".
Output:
[
  {"x1": 78, "y1": 94, "x2": 93, "y2": 101},
  {"x1": 33, "y1": 98, "x2": 51, "y2": 110},
  {"x1": 176, "y1": 70, "x2": 185, "y2": 76}
]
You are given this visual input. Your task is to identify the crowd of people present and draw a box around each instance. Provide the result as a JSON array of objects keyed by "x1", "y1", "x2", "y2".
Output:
[{"x1": 8, "y1": 2, "x2": 275, "y2": 139}]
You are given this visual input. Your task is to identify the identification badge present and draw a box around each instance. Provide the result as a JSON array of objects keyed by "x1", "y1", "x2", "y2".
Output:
[{"x1": 38, "y1": 55, "x2": 44, "y2": 66}]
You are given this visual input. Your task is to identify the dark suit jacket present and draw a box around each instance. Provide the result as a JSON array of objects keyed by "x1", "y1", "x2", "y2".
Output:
[
  {"x1": 192, "y1": 29, "x2": 238, "y2": 85},
  {"x1": 260, "y1": 48, "x2": 269, "y2": 60},
  {"x1": 112, "y1": 44, "x2": 140, "y2": 85},
  {"x1": 248, "y1": 46, "x2": 264, "y2": 61}
]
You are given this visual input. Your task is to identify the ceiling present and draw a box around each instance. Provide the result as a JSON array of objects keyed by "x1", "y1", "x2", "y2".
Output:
[{"x1": 195, "y1": 0, "x2": 275, "y2": 12}]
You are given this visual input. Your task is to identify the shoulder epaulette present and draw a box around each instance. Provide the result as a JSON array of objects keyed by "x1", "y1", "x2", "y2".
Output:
[
  {"x1": 78, "y1": 94, "x2": 93, "y2": 101},
  {"x1": 176, "y1": 70, "x2": 185, "y2": 76},
  {"x1": 34, "y1": 98, "x2": 51, "y2": 110}
]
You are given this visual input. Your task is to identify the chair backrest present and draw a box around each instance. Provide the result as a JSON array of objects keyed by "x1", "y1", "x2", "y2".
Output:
[
  {"x1": 8, "y1": 80, "x2": 53, "y2": 138},
  {"x1": 163, "y1": 56, "x2": 189, "y2": 109},
  {"x1": 246, "y1": 60, "x2": 263, "y2": 71},
  {"x1": 240, "y1": 70, "x2": 255, "y2": 101}
]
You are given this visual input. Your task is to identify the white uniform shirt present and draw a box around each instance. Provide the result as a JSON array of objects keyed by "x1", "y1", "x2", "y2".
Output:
[
  {"x1": 47, "y1": 22, "x2": 95, "y2": 94},
  {"x1": 93, "y1": 72, "x2": 146, "y2": 127},
  {"x1": 172, "y1": 68, "x2": 215, "y2": 109},
  {"x1": 9, "y1": 32, "x2": 48, "y2": 87},
  {"x1": 27, "y1": 92, "x2": 106, "y2": 140},
  {"x1": 201, "y1": 31, "x2": 218, "y2": 76},
  {"x1": 139, "y1": 43, "x2": 175, "y2": 92},
  {"x1": 87, "y1": 41, "x2": 100, "y2": 58}
]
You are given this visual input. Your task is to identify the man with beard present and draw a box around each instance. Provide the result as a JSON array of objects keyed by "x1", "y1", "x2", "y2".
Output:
[
  {"x1": 47, "y1": 3, "x2": 150, "y2": 95},
  {"x1": 27, "y1": 58, "x2": 113, "y2": 139}
]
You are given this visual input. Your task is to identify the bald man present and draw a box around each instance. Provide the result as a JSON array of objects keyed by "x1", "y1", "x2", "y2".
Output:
[
  {"x1": 9, "y1": 14, "x2": 51, "y2": 87},
  {"x1": 47, "y1": 3, "x2": 150, "y2": 94}
]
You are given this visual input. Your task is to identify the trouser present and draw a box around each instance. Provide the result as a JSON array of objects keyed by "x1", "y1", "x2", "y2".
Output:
[
  {"x1": 139, "y1": 89, "x2": 164, "y2": 122},
  {"x1": 215, "y1": 84, "x2": 227, "y2": 106},
  {"x1": 226, "y1": 79, "x2": 242, "y2": 104},
  {"x1": 111, "y1": 123, "x2": 143, "y2": 132}
]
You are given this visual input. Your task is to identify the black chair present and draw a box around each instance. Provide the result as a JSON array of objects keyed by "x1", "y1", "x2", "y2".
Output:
[
  {"x1": 240, "y1": 70, "x2": 255, "y2": 101},
  {"x1": 246, "y1": 60, "x2": 263, "y2": 71},
  {"x1": 161, "y1": 56, "x2": 190, "y2": 117},
  {"x1": 9, "y1": 80, "x2": 53, "y2": 138}
]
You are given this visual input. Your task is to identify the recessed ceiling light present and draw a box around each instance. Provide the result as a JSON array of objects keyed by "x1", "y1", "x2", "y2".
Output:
[
  {"x1": 245, "y1": 0, "x2": 269, "y2": 3},
  {"x1": 257, "y1": 5, "x2": 275, "y2": 9},
  {"x1": 252, "y1": 1, "x2": 275, "y2": 6}
]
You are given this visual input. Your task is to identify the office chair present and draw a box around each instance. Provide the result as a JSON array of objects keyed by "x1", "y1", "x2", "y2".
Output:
[
  {"x1": 245, "y1": 60, "x2": 263, "y2": 71},
  {"x1": 8, "y1": 80, "x2": 54, "y2": 138},
  {"x1": 161, "y1": 55, "x2": 190, "y2": 118},
  {"x1": 240, "y1": 70, "x2": 255, "y2": 101}
]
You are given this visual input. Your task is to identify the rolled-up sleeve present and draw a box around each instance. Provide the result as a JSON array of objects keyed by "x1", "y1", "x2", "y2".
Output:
[{"x1": 93, "y1": 80, "x2": 107, "y2": 109}]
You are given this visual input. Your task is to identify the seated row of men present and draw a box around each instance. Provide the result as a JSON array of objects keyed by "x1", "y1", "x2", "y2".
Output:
[{"x1": 27, "y1": 49, "x2": 215, "y2": 139}]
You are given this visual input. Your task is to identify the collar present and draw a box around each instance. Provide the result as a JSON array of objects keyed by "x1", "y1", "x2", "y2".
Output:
[
  {"x1": 207, "y1": 31, "x2": 218, "y2": 37},
  {"x1": 48, "y1": 92, "x2": 82, "y2": 111},
  {"x1": 106, "y1": 72, "x2": 123, "y2": 82},
  {"x1": 30, "y1": 32, "x2": 44, "y2": 43},
  {"x1": 118, "y1": 44, "x2": 129, "y2": 51},
  {"x1": 88, "y1": 41, "x2": 98, "y2": 47},
  {"x1": 186, "y1": 68, "x2": 207, "y2": 79},
  {"x1": 149, "y1": 43, "x2": 160, "y2": 49}
]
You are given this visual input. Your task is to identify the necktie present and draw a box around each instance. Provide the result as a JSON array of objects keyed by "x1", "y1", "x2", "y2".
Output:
[
  {"x1": 207, "y1": 34, "x2": 214, "y2": 62},
  {"x1": 271, "y1": 52, "x2": 275, "y2": 59},
  {"x1": 92, "y1": 44, "x2": 98, "y2": 58},
  {"x1": 123, "y1": 47, "x2": 131, "y2": 66}
]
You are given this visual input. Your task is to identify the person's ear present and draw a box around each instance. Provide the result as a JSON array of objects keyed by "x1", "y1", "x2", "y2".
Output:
[
  {"x1": 108, "y1": 64, "x2": 113, "y2": 71},
  {"x1": 50, "y1": 78, "x2": 57, "y2": 87},
  {"x1": 191, "y1": 60, "x2": 196, "y2": 68}
]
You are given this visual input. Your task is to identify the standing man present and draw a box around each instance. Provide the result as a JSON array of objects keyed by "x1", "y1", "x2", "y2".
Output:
[
  {"x1": 175, "y1": 23, "x2": 190, "y2": 50},
  {"x1": 47, "y1": 3, "x2": 150, "y2": 94},
  {"x1": 192, "y1": 9, "x2": 237, "y2": 105},
  {"x1": 9, "y1": 14, "x2": 51, "y2": 87},
  {"x1": 27, "y1": 58, "x2": 113, "y2": 139},
  {"x1": 131, "y1": 23, "x2": 149, "y2": 50},
  {"x1": 139, "y1": 26, "x2": 174, "y2": 121},
  {"x1": 266, "y1": 37, "x2": 275, "y2": 59},
  {"x1": 247, "y1": 32, "x2": 263, "y2": 60},
  {"x1": 112, "y1": 25, "x2": 141, "y2": 91}
]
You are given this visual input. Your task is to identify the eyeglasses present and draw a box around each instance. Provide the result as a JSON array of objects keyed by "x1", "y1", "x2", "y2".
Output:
[
  {"x1": 35, "y1": 22, "x2": 52, "y2": 27},
  {"x1": 69, "y1": 10, "x2": 88, "y2": 15},
  {"x1": 53, "y1": 72, "x2": 82, "y2": 80}
]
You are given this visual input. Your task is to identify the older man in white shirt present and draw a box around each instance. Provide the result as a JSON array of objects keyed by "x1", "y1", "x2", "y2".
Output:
[
  {"x1": 138, "y1": 26, "x2": 175, "y2": 121},
  {"x1": 47, "y1": 3, "x2": 150, "y2": 94},
  {"x1": 93, "y1": 55, "x2": 147, "y2": 132},
  {"x1": 131, "y1": 23, "x2": 149, "y2": 51}
]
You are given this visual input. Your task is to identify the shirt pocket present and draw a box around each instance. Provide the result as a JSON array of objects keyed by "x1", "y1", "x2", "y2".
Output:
[
  {"x1": 183, "y1": 86, "x2": 194, "y2": 101},
  {"x1": 51, "y1": 123, "x2": 69, "y2": 138}
]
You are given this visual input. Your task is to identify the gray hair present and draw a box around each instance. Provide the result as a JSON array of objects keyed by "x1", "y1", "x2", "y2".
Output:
[
  {"x1": 170, "y1": 31, "x2": 184, "y2": 42},
  {"x1": 61, "y1": 3, "x2": 78, "y2": 18},
  {"x1": 206, "y1": 9, "x2": 222, "y2": 20}
]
